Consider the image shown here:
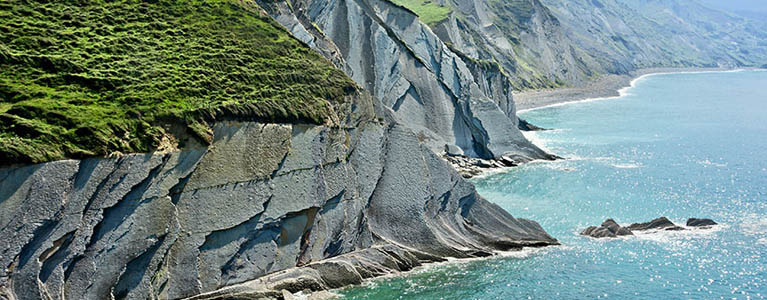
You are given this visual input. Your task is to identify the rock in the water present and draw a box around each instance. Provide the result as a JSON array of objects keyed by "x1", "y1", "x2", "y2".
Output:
[
  {"x1": 687, "y1": 218, "x2": 718, "y2": 227},
  {"x1": 626, "y1": 217, "x2": 684, "y2": 231},
  {"x1": 580, "y1": 219, "x2": 634, "y2": 238},
  {"x1": 518, "y1": 118, "x2": 547, "y2": 131}
]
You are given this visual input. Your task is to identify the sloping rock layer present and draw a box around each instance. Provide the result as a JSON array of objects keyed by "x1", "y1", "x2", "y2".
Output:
[
  {"x1": 0, "y1": 93, "x2": 556, "y2": 299},
  {"x1": 256, "y1": 0, "x2": 552, "y2": 161}
]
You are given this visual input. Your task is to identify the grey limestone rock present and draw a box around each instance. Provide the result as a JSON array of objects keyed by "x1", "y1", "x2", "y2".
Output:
[
  {"x1": 255, "y1": 0, "x2": 552, "y2": 162},
  {"x1": 0, "y1": 2, "x2": 564, "y2": 298},
  {"x1": 0, "y1": 117, "x2": 556, "y2": 299}
]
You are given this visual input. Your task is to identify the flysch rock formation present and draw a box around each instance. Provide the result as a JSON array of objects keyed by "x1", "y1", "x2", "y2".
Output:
[
  {"x1": 0, "y1": 88, "x2": 557, "y2": 299},
  {"x1": 255, "y1": 0, "x2": 554, "y2": 162},
  {"x1": 430, "y1": 0, "x2": 601, "y2": 90}
]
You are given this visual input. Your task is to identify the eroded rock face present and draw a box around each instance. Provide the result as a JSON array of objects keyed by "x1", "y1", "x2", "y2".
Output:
[
  {"x1": 0, "y1": 2, "x2": 563, "y2": 298},
  {"x1": 0, "y1": 101, "x2": 556, "y2": 299},
  {"x1": 255, "y1": 0, "x2": 552, "y2": 162}
]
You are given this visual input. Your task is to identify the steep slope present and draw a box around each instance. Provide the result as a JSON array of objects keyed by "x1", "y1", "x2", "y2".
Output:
[
  {"x1": 0, "y1": 0, "x2": 356, "y2": 165},
  {"x1": 256, "y1": 0, "x2": 553, "y2": 161},
  {"x1": 385, "y1": 0, "x2": 767, "y2": 90},
  {"x1": 429, "y1": 0, "x2": 604, "y2": 90},
  {"x1": 0, "y1": 1, "x2": 557, "y2": 299},
  {"x1": 543, "y1": 0, "x2": 767, "y2": 71}
]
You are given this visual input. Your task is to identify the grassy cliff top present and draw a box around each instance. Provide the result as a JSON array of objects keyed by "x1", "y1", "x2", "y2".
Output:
[
  {"x1": 389, "y1": 0, "x2": 453, "y2": 26},
  {"x1": 0, "y1": 0, "x2": 357, "y2": 165}
]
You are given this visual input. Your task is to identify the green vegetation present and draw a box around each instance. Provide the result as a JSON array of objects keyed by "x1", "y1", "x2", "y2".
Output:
[
  {"x1": 389, "y1": 0, "x2": 452, "y2": 26},
  {"x1": 0, "y1": 0, "x2": 357, "y2": 165}
]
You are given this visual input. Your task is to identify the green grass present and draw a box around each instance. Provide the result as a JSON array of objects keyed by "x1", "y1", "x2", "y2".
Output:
[
  {"x1": 0, "y1": 0, "x2": 358, "y2": 165},
  {"x1": 389, "y1": 0, "x2": 452, "y2": 26}
]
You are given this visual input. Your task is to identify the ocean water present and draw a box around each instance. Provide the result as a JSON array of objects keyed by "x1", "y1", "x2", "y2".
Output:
[{"x1": 339, "y1": 70, "x2": 767, "y2": 299}]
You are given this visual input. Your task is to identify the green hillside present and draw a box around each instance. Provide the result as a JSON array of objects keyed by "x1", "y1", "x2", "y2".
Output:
[
  {"x1": 389, "y1": 0, "x2": 453, "y2": 26},
  {"x1": 0, "y1": 0, "x2": 357, "y2": 165}
]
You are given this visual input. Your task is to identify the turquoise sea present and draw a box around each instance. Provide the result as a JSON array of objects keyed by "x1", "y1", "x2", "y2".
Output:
[{"x1": 340, "y1": 70, "x2": 767, "y2": 299}]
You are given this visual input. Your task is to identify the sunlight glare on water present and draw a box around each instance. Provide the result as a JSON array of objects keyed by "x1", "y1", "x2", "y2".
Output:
[{"x1": 340, "y1": 70, "x2": 767, "y2": 299}]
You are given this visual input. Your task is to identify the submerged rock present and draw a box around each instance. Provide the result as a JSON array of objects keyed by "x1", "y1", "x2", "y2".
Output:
[
  {"x1": 687, "y1": 218, "x2": 718, "y2": 227},
  {"x1": 580, "y1": 219, "x2": 634, "y2": 238},
  {"x1": 626, "y1": 217, "x2": 685, "y2": 231}
]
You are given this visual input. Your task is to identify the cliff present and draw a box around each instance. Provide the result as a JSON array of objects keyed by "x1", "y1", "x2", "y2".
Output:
[
  {"x1": 0, "y1": 96, "x2": 556, "y2": 299},
  {"x1": 386, "y1": 0, "x2": 767, "y2": 90},
  {"x1": 0, "y1": 1, "x2": 557, "y2": 299},
  {"x1": 255, "y1": 0, "x2": 552, "y2": 160}
]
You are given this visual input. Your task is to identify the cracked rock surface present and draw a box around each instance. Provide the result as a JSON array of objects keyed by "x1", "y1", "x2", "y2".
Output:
[
  {"x1": 0, "y1": 1, "x2": 563, "y2": 298},
  {"x1": 256, "y1": 0, "x2": 552, "y2": 161},
  {"x1": 1, "y1": 94, "x2": 557, "y2": 299}
]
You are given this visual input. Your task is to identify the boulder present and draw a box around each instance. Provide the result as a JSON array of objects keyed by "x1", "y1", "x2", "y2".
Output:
[
  {"x1": 475, "y1": 159, "x2": 494, "y2": 168},
  {"x1": 580, "y1": 219, "x2": 634, "y2": 238},
  {"x1": 626, "y1": 217, "x2": 684, "y2": 231},
  {"x1": 445, "y1": 144, "x2": 464, "y2": 157},
  {"x1": 500, "y1": 156, "x2": 518, "y2": 167},
  {"x1": 686, "y1": 218, "x2": 718, "y2": 227}
]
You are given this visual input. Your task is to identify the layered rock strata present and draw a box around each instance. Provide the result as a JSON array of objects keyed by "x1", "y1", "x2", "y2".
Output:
[
  {"x1": 256, "y1": 0, "x2": 553, "y2": 162},
  {"x1": 0, "y1": 92, "x2": 557, "y2": 299}
]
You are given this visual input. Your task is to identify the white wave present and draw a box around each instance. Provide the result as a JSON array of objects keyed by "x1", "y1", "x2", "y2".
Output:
[
  {"x1": 631, "y1": 223, "x2": 727, "y2": 241},
  {"x1": 522, "y1": 131, "x2": 556, "y2": 155},
  {"x1": 332, "y1": 244, "x2": 568, "y2": 295},
  {"x1": 469, "y1": 167, "x2": 514, "y2": 179},
  {"x1": 612, "y1": 163, "x2": 642, "y2": 169},
  {"x1": 518, "y1": 94, "x2": 624, "y2": 113},
  {"x1": 496, "y1": 244, "x2": 568, "y2": 258}
]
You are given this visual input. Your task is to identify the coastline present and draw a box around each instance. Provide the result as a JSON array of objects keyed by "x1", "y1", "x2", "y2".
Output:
[
  {"x1": 514, "y1": 67, "x2": 747, "y2": 112},
  {"x1": 451, "y1": 67, "x2": 761, "y2": 178}
]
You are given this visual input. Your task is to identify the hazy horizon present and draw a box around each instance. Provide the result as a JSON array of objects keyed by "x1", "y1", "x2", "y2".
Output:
[{"x1": 698, "y1": 0, "x2": 767, "y2": 12}]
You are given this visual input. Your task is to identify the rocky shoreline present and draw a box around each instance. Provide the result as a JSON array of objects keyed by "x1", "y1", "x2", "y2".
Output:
[
  {"x1": 447, "y1": 67, "x2": 749, "y2": 178},
  {"x1": 443, "y1": 154, "x2": 523, "y2": 178}
]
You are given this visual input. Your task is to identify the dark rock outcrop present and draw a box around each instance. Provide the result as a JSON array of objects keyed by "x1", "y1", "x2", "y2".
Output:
[
  {"x1": 626, "y1": 217, "x2": 684, "y2": 231},
  {"x1": 687, "y1": 218, "x2": 718, "y2": 227},
  {"x1": 583, "y1": 217, "x2": 720, "y2": 239},
  {"x1": 518, "y1": 119, "x2": 548, "y2": 131},
  {"x1": 580, "y1": 219, "x2": 633, "y2": 238}
]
